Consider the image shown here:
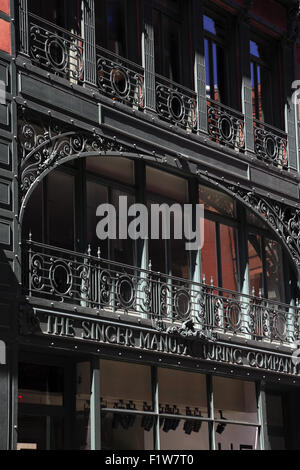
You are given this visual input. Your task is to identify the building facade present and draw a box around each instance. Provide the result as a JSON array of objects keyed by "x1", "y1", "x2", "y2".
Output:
[{"x1": 0, "y1": 0, "x2": 300, "y2": 450}]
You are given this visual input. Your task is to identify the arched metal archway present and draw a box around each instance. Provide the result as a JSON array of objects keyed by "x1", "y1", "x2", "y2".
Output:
[{"x1": 19, "y1": 115, "x2": 300, "y2": 276}]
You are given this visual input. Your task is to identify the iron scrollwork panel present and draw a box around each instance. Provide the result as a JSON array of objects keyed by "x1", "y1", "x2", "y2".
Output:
[
  {"x1": 207, "y1": 99, "x2": 245, "y2": 150},
  {"x1": 96, "y1": 46, "x2": 144, "y2": 108},
  {"x1": 28, "y1": 13, "x2": 84, "y2": 83}
]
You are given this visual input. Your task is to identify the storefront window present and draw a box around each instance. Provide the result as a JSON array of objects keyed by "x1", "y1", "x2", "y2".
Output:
[
  {"x1": 160, "y1": 420, "x2": 209, "y2": 450},
  {"x1": 215, "y1": 424, "x2": 260, "y2": 451},
  {"x1": 158, "y1": 368, "x2": 207, "y2": 417},
  {"x1": 100, "y1": 360, "x2": 153, "y2": 450},
  {"x1": 102, "y1": 413, "x2": 154, "y2": 450},
  {"x1": 100, "y1": 360, "x2": 152, "y2": 411},
  {"x1": 18, "y1": 363, "x2": 64, "y2": 406},
  {"x1": 213, "y1": 377, "x2": 258, "y2": 424}
]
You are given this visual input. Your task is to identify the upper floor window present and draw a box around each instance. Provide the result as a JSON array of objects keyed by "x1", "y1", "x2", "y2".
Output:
[
  {"x1": 204, "y1": 14, "x2": 228, "y2": 105},
  {"x1": 28, "y1": 0, "x2": 81, "y2": 31},
  {"x1": 250, "y1": 36, "x2": 281, "y2": 127},
  {"x1": 95, "y1": 0, "x2": 139, "y2": 62},
  {"x1": 153, "y1": 0, "x2": 183, "y2": 83}
]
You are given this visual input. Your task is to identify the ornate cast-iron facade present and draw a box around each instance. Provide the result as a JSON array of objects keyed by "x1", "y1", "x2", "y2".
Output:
[{"x1": 0, "y1": 0, "x2": 300, "y2": 451}]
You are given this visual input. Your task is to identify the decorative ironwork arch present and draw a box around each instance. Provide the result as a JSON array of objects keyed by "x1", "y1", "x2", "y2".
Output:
[{"x1": 19, "y1": 114, "x2": 300, "y2": 276}]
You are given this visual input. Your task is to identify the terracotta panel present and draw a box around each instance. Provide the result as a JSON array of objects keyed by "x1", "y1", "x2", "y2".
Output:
[
  {"x1": 0, "y1": 0, "x2": 9, "y2": 15},
  {"x1": 0, "y1": 19, "x2": 11, "y2": 54}
]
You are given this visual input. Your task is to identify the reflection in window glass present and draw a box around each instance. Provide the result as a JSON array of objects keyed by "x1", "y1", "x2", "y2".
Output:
[
  {"x1": 158, "y1": 369, "x2": 207, "y2": 418},
  {"x1": 213, "y1": 377, "x2": 258, "y2": 424},
  {"x1": 100, "y1": 360, "x2": 152, "y2": 412},
  {"x1": 86, "y1": 157, "x2": 135, "y2": 185},
  {"x1": 18, "y1": 363, "x2": 64, "y2": 406},
  {"x1": 160, "y1": 420, "x2": 209, "y2": 450},
  {"x1": 101, "y1": 413, "x2": 154, "y2": 450},
  {"x1": 201, "y1": 219, "x2": 218, "y2": 285},
  {"x1": 220, "y1": 225, "x2": 238, "y2": 291},
  {"x1": 248, "y1": 234, "x2": 263, "y2": 296},
  {"x1": 215, "y1": 424, "x2": 260, "y2": 450},
  {"x1": 199, "y1": 185, "x2": 235, "y2": 218},
  {"x1": 147, "y1": 167, "x2": 188, "y2": 203},
  {"x1": 48, "y1": 171, "x2": 75, "y2": 250},
  {"x1": 265, "y1": 239, "x2": 284, "y2": 301}
]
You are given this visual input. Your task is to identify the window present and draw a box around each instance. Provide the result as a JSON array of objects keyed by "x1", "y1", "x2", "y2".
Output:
[
  {"x1": 98, "y1": 360, "x2": 259, "y2": 450},
  {"x1": 153, "y1": 0, "x2": 183, "y2": 83},
  {"x1": 95, "y1": 0, "x2": 139, "y2": 62},
  {"x1": 250, "y1": 37, "x2": 280, "y2": 126},
  {"x1": 247, "y1": 216, "x2": 285, "y2": 302},
  {"x1": 204, "y1": 14, "x2": 228, "y2": 104},
  {"x1": 146, "y1": 167, "x2": 189, "y2": 278},
  {"x1": 199, "y1": 184, "x2": 238, "y2": 290}
]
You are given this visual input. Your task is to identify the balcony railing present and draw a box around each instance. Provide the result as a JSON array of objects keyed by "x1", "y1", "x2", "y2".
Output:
[
  {"x1": 155, "y1": 75, "x2": 197, "y2": 132},
  {"x1": 28, "y1": 13, "x2": 84, "y2": 84},
  {"x1": 254, "y1": 119, "x2": 288, "y2": 169},
  {"x1": 207, "y1": 99, "x2": 245, "y2": 151},
  {"x1": 96, "y1": 46, "x2": 144, "y2": 109},
  {"x1": 24, "y1": 239, "x2": 300, "y2": 347},
  {"x1": 19, "y1": 12, "x2": 293, "y2": 171}
]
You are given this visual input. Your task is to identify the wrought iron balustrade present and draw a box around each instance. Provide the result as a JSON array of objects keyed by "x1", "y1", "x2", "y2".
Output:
[
  {"x1": 156, "y1": 75, "x2": 197, "y2": 131},
  {"x1": 27, "y1": 13, "x2": 84, "y2": 84},
  {"x1": 24, "y1": 239, "x2": 300, "y2": 346},
  {"x1": 96, "y1": 46, "x2": 144, "y2": 109},
  {"x1": 253, "y1": 119, "x2": 288, "y2": 168},
  {"x1": 207, "y1": 99, "x2": 245, "y2": 151}
]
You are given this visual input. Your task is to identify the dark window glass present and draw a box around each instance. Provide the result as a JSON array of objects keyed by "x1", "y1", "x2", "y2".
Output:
[
  {"x1": 204, "y1": 15, "x2": 227, "y2": 104},
  {"x1": 86, "y1": 181, "x2": 109, "y2": 258},
  {"x1": 95, "y1": 0, "x2": 127, "y2": 56},
  {"x1": 153, "y1": 3, "x2": 182, "y2": 83},
  {"x1": 22, "y1": 183, "x2": 43, "y2": 242},
  {"x1": 76, "y1": 362, "x2": 91, "y2": 450},
  {"x1": 220, "y1": 224, "x2": 238, "y2": 291},
  {"x1": 28, "y1": 0, "x2": 80, "y2": 30},
  {"x1": 266, "y1": 393, "x2": 286, "y2": 450},
  {"x1": 18, "y1": 363, "x2": 64, "y2": 406},
  {"x1": 111, "y1": 189, "x2": 136, "y2": 266},
  {"x1": 48, "y1": 170, "x2": 75, "y2": 250},
  {"x1": 17, "y1": 416, "x2": 64, "y2": 450},
  {"x1": 250, "y1": 39, "x2": 273, "y2": 124}
]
